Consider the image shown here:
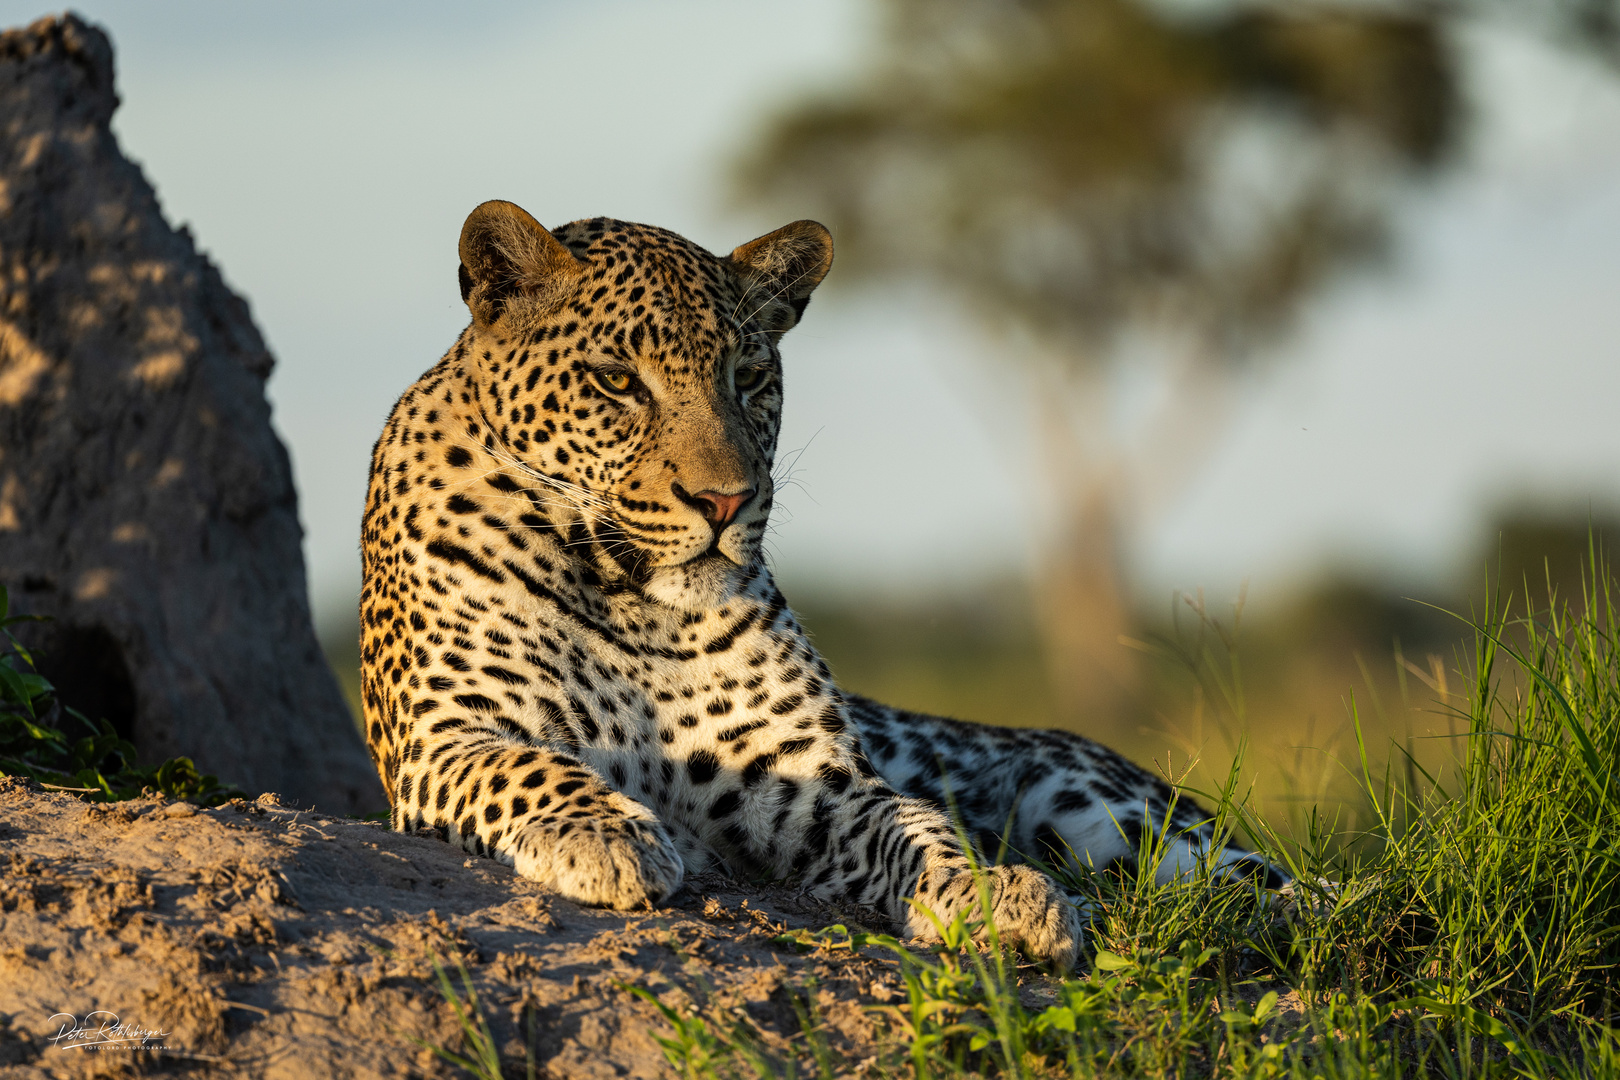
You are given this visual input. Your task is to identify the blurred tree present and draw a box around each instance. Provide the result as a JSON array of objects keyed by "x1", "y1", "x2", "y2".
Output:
[
  {"x1": 735, "y1": 0, "x2": 1464, "y2": 727},
  {"x1": 1483, "y1": 507, "x2": 1620, "y2": 611}
]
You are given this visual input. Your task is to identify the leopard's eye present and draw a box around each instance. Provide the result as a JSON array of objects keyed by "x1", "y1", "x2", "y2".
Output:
[
  {"x1": 734, "y1": 365, "x2": 768, "y2": 393},
  {"x1": 595, "y1": 369, "x2": 636, "y2": 395}
]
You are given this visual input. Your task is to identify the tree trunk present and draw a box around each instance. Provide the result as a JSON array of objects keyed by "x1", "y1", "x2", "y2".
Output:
[
  {"x1": 1031, "y1": 365, "x2": 1142, "y2": 731},
  {"x1": 1028, "y1": 334, "x2": 1240, "y2": 735},
  {"x1": 0, "y1": 15, "x2": 382, "y2": 815}
]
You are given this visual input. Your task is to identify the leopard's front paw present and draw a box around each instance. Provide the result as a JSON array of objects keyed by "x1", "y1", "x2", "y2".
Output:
[
  {"x1": 511, "y1": 812, "x2": 684, "y2": 909},
  {"x1": 984, "y1": 864, "x2": 1081, "y2": 972},
  {"x1": 909, "y1": 864, "x2": 1081, "y2": 973}
]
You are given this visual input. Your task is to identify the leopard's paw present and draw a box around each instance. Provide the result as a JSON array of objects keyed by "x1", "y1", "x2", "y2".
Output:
[
  {"x1": 909, "y1": 864, "x2": 1081, "y2": 973},
  {"x1": 511, "y1": 811, "x2": 683, "y2": 909},
  {"x1": 983, "y1": 864, "x2": 1081, "y2": 973}
]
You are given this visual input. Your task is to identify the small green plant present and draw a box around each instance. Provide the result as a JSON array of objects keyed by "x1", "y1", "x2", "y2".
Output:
[
  {"x1": 382, "y1": 945, "x2": 545, "y2": 1080},
  {"x1": 0, "y1": 585, "x2": 240, "y2": 804},
  {"x1": 623, "y1": 983, "x2": 760, "y2": 1080},
  {"x1": 619, "y1": 948, "x2": 795, "y2": 1080},
  {"x1": 404, "y1": 953, "x2": 511, "y2": 1080}
]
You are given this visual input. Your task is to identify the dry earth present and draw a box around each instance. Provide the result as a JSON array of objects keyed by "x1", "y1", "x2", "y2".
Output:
[{"x1": 0, "y1": 776, "x2": 963, "y2": 1079}]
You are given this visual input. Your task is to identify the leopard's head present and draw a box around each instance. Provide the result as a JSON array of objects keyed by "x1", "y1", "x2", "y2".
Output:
[{"x1": 455, "y1": 200, "x2": 831, "y2": 609}]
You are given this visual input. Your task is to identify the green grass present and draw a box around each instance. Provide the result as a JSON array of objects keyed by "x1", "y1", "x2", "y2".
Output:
[{"x1": 616, "y1": 554, "x2": 1620, "y2": 1078}]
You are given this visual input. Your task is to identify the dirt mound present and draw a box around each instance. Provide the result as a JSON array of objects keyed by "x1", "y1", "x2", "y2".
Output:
[{"x1": 0, "y1": 777, "x2": 923, "y2": 1077}]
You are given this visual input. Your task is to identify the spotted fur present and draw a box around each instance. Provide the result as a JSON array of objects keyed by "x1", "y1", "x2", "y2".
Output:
[{"x1": 359, "y1": 201, "x2": 1278, "y2": 972}]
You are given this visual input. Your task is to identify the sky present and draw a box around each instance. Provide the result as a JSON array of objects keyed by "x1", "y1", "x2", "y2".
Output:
[{"x1": 7, "y1": 0, "x2": 1620, "y2": 628}]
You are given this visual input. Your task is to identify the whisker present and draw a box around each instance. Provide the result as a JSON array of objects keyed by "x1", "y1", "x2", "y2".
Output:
[
  {"x1": 738, "y1": 261, "x2": 822, "y2": 331},
  {"x1": 730, "y1": 273, "x2": 768, "y2": 325},
  {"x1": 470, "y1": 440, "x2": 615, "y2": 515}
]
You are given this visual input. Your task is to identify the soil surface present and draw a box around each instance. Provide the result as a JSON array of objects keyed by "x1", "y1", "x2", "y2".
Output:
[{"x1": 0, "y1": 776, "x2": 968, "y2": 1078}]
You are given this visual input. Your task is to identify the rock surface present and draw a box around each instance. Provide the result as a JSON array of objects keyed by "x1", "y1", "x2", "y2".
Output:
[
  {"x1": 0, "y1": 14, "x2": 379, "y2": 814},
  {"x1": 0, "y1": 777, "x2": 908, "y2": 1078}
]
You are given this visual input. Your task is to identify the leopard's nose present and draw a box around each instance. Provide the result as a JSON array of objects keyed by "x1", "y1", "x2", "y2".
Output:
[{"x1": 672, "y1": 483, "x2": 755, "y2": 528}]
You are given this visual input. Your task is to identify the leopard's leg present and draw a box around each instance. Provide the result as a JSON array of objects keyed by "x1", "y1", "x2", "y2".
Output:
[
  {"x1": 792, "y1": 782, "x2": 1081, "y2": 972},
  {"x1": 1010, "y1": 765, "x2": 1287, "y2": 888},
  {"x1": 394, "y1": 721, "x2": 683, "y2": 909},
  {"x1": 851, "y1": 696, "x2": 1287, "y2": 889}
]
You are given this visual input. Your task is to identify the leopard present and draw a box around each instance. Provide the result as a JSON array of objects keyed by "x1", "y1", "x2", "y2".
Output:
[{"x1": 358, "y1": 200, "x2": 1283, "y2": 973}]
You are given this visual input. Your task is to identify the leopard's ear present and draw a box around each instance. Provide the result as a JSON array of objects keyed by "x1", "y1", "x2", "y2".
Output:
[
  {"x1": 727, "y1": 220, "x2": 833, "y2": 333},
  {"x1": 458, "y1": 200, "x2": 586, "y2": 328}
]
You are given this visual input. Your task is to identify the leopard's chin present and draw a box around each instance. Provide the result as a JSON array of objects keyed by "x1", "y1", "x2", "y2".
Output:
[{"x1": 641, "y1": 554, "x2": 751, "y2": 612}]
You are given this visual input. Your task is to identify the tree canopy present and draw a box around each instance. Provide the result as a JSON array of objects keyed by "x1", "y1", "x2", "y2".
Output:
[{"x1": 737, "y1": 0, "x2": 1464, "y2": 362}]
